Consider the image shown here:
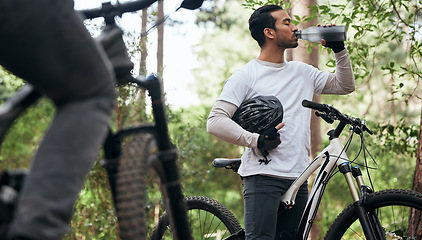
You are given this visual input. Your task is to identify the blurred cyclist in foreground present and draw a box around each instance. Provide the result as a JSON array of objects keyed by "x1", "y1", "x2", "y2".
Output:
[{"x1": 0, "y1": 0, "x2": 116, "y2": 239}]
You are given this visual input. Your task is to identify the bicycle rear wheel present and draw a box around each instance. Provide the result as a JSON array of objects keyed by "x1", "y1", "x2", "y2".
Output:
[
  {"x1": 150, "y1": 196, "x2": 243, "y2": 240},
  {"x1": 115, "y1": 133, "x2": 155, "y2": 239},
  {"x1": 325, "y1": 189, "x2": 422, "y2": 239}
]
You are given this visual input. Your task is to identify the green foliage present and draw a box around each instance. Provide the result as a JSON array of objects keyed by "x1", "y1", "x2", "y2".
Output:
[
  {"x1": 167, "y1": 104, "x2": 245, "y2": 223},
  {"x1": 0, "y1": 67, "x2": 25, "y2": 100},
  {"x1": 376, "y1": 120, "x2": 419, "y2": 156},
  {"x1": 315, "y1": 0, "x2": 421, "y2": 120}
]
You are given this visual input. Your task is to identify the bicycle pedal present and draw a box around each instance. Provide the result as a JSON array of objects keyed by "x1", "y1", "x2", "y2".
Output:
[
  {"x1": 0, "y1": 170, "x2": 27, "y2": 204},
  {"x1": 223, "y1": 229, "x2": 245, "y2": 240},
  {"x1": 0, "y1": 170, "x2": 28, "y2": 239}
]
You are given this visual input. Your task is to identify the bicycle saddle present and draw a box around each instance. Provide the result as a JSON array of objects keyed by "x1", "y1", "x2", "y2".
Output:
[{"x1": 212, "y1": 158, "x2": 241, "y2": 168}]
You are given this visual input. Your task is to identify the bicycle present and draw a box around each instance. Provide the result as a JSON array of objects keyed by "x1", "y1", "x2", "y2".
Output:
[
  {"x1": 0, "y1": 0, "x2": 242, "y2": 239},
  {"x1": 208, "y1": 100, "x2": 422, "y2": 239}
]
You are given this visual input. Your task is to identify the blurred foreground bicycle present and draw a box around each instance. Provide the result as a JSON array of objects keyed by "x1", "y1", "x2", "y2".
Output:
[{"x1": 0, "y1": 0, "x2": 241, "y2": 239}]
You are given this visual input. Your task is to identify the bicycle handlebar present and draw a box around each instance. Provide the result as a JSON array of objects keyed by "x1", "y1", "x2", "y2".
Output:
[
  {"x1": 302, "y1": 99, "x2": 328, "y2": 112},
  {"x1": 79, "y1": 0, "x2": 205, "y2": 20},
  {"x1": 302, "y1": 99, "x2": 348, "y2": 123},
  {"x1": 80, "y1": 0, "x2": 157, "y2": 19},
  {"x1": 302, "y1": 100, "x2": 373, "y2": 137}
]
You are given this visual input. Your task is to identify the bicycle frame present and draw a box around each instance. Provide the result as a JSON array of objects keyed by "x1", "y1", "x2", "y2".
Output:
[
  {"x1": 0, "y1": 2, "x2": 194, "y2": 238},
  {"x1": 280, "y1": 135, "x2": 363, "y2": 240}
]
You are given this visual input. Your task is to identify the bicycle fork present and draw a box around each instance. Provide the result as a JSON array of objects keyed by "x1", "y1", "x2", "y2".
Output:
[
  {"x1": 137, "y1": 74, "x2": 193, "y2": 240},
  {"x1": 339, "y1": 163, "x2": 386, "y2": 240}
]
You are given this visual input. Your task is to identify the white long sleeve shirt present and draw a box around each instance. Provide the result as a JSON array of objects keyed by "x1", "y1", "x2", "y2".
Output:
[{"x1": 207, "y1": 49, "x2": 355, "y2": 178}]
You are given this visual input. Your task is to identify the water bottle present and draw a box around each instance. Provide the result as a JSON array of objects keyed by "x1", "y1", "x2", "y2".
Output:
[{"x1": 295, "y1": 25, "x2": 347, "y2": 42}]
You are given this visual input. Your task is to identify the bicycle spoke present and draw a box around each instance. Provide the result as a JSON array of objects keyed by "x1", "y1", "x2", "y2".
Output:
[
  {"x1": 208, "y1": 218, "x2": 226, "y2": 239},
  {"x1": 325, "y1": 190, "x2": 422, "y2": 240},
  {"x1": 150, "y1": 196, "x2": 242, "y2": 240},
  {"x1": 203, "y1": 210, "x2": 213, "y2": 239}
]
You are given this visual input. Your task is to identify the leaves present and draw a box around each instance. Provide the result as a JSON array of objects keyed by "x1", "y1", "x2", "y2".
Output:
[{"x1": 377, "y1": 120, "x2": 419, "y2": 156}]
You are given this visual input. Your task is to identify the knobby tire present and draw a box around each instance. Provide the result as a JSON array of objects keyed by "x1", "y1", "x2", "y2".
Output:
[
  {"x1": 324, "y1": 189, "x2": 422, "y2": 240},
  {"x1": 115, "y1": 133, "x2": 154, "y2": 240},
  {"x1": 150, "y1": 195, "x2": 243, "y2": 240}
]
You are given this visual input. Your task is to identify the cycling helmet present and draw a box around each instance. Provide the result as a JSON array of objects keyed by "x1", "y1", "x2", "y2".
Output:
[{"x1": 232, "y1": 96, "x2": 283, "y2": 134}]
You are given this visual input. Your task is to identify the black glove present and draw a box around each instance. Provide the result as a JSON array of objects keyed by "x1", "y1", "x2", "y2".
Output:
[
  {"x1": 257, "y1": 127, "x2": 281, "y2": 151},
  {"x1": 324, "y1": 41, "x2": 345, "y2": 53}
]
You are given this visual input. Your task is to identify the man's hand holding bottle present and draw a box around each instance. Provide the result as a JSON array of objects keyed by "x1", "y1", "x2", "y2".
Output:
[{"x1": 318, "y1": 24, "x2": 346, "y2": 53}]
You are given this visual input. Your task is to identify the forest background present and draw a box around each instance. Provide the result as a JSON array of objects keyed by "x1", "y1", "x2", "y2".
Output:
[{"x1": 0, "y1": 0, "x2": 421, "y2": 239}]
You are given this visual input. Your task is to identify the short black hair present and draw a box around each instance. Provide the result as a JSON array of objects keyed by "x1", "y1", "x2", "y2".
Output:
[{"x1": 248, "y1": 5, "x2": 283, "y2": 47}]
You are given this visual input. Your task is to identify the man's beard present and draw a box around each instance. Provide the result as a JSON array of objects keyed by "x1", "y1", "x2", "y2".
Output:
[
  {"x1": 277, "y1": 41, "x2": 298, "y2": 49},
  {"x1": 286, "y1": 42, "x2": 299, "y2": 48}
]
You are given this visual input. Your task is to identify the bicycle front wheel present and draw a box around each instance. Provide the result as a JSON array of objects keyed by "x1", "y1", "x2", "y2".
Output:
[
  {"x1": 150, "y1": 196, "x2": 243, "y2": 240},
  {"x1": 115, "y1": 133, "x2": 155, "y2": 240},
  {"x1": 325, "y1": 189, "x2": 422, "y2": 239}
]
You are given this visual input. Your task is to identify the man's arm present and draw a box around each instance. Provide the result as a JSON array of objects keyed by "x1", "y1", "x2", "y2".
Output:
[
  {"x1": 207, "y1": 100, "x2": 260, "y2": 148},
  {"x1": 322, "y1": 49, "x2": 355, "y2": 95}
]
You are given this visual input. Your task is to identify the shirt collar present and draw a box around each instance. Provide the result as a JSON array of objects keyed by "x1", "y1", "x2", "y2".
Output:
[{"x1": 255, "y1": 59, "x2": 287, "y2": 68}]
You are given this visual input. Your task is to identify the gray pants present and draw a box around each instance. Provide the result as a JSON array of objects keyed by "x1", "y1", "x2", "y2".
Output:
[
  {"x1": 243, "y1": 175, "x2": 308, "y2": 240},
  {"x1": 0, "y1": 0, "x2": 116, "y2": 239}
]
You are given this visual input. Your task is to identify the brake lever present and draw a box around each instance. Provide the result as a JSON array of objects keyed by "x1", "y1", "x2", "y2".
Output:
[
  {"x1": 315, "y1": 111, "x2": 334, "y2": 124},
  {"x1": 352, "y1": 119, "x2": 373, "y2": 135},
  {"x1": 363, "y1": 121, "x2": 373, "y2": 135}
]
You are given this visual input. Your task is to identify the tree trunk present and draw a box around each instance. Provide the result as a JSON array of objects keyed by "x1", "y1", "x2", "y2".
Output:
[
  {"x1": 157, "y1": 0, "x2": 164, "y2": 80},
  {"x1": 290, "y1": 1, "x2": 321, "y2": 239},
  {"x1": 408, "y1": 107, "x2": 422, "y2": 236},
  {"x1": 137, "y1": 8, "x2": 148, "y2": 122},
  {"x1": 140, "y1": 8, "x2": 148, "y2": 75}
]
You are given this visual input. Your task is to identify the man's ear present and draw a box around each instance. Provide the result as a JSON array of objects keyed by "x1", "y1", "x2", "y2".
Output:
[{"x1": 263, "y1": 28, "x2": 275, "y2": 40}]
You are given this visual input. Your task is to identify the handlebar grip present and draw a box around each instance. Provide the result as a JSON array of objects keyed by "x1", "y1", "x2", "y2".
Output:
[
  {"x1": 180, "y1": 0, "x2": 205, "y2": 10},
  {"x1": 364, "y1": 125, "x2": 374, "y2": 135},
  {"x1": 302, "y1": 100, "x2": 326, "y2": 112},
  {"x1": 80, "y1": 8, "x2": 102, "y2": 19},
  {"x1": 79, "y1": 0, "x2": 158, "y2": 19}
]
